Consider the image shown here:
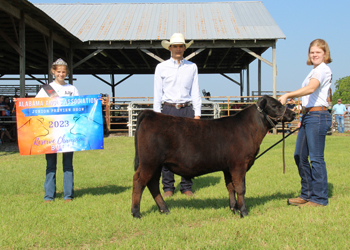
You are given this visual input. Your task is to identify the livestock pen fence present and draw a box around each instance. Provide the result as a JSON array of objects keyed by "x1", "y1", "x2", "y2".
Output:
[{"x1": 102, "y1": 95, "x2": 305, "y2": 136}]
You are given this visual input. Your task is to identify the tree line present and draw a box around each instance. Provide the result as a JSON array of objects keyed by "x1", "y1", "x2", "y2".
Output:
[{"x1": 332, "y1": 76, "x2": 350, "y2": 105}]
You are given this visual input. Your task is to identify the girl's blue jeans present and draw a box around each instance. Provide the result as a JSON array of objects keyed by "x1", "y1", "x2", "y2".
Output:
[
  {"x1": 44, "y1": 152, "x2": 74, "y2": 201},
  {"x1": 294, "y1": 110, "x2": 331, "y2": 206}
]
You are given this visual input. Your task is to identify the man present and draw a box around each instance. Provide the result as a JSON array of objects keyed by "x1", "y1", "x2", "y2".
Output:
[
  {"x1": 153, "y1": 33, "x2": 202, "y2": 197},
  {"x1": 332, "y1": 99, "x2": 347, "y2": 133},
  {"x1": 286, "y1": 98, "x2": 296, "y2": 112}
]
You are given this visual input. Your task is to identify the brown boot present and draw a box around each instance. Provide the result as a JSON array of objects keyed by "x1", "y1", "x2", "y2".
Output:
[
  {"x1": 183, "y1": 191, "x2": 194, "y2": 197},
  {"x1": 299, "y1": 201, "x2": 324, "y2": 208},
  {"x1": 163, "y1": 191, "x2": 173, "y2": 197},
  {"x1": 287, "y1": 197, "x2": 307, "y2": 206}
]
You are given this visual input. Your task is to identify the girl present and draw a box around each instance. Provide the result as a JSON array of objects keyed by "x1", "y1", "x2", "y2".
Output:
[
  {"x1": 36, "y1": 58, "x2": 79, "y2": 203},
  {"x1": 279, "y1": 39, "x2": 332, "y2": 207}
]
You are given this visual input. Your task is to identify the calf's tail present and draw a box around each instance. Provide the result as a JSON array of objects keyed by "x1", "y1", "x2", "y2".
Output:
[{"x1": 134, "y1": 110, "x2": 155, "y2": 171}]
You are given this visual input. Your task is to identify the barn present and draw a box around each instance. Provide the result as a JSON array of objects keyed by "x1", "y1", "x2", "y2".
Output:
[{"x1": 0, "y1": 1, "x2": 285, "y2": 98}]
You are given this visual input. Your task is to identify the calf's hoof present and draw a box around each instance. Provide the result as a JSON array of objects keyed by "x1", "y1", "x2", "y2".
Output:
[
  {"x1": 131, "y1": 208, "x2": 141, "y2": 219},
  {"x1": 131, "y1": 212, "x2": 141, "y2": 219},
  {"x1": 230, "y1": 207, "x2": 239, "y2": 215},
  {"x1": 159, "y1": 209, "x2": 170, "y2": 215},
  {"x1": 239, "y1": 210, "x2": 248, "y2": 218}
]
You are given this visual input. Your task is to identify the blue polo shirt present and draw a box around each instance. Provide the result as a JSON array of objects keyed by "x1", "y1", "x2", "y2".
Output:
[{"x1": 333, "y1": 103, "x2": 346, "y2": 115}]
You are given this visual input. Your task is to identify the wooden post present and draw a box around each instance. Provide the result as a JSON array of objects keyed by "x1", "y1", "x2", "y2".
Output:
[
  {"x1": 227, "y1": 97, "x2": 230, "y2": 116},
  {"x1": 272, "y1": 41, "x2": 277, "y2": 134},
  {"x1": 246, "y1": 64, "x2": 250, "y2": 102},
  {"x1": 106, "y1": 96, "x2": 111, "y2": 133},
  {"x1": 272, "y1": 41, "x2": 277, "y2": 99},
  {"x1": 111, "y1": 74, "x2": 115, "y2": 98},
  {"x1": 240, "y1": 71, "x2": 243, "y2": 102}
]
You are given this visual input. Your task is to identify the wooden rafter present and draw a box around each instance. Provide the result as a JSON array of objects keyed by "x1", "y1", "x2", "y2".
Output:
[{"x1": 118, "y1": 49, "x2": 138, "y2": 69}]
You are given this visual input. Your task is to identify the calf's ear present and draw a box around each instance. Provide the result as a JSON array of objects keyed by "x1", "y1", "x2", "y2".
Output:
[{"x1": 258, "y1": 98, "x2": 267, "y2": 110}]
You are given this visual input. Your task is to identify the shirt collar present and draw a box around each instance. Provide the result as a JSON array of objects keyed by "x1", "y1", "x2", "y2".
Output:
[{"x1": 170, "y1": 57, "x2": 184, "y2": 66}]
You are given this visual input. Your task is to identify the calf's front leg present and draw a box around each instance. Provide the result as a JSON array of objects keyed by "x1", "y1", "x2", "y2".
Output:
[
  {"x1": 233, "y1": 176, "x2": 248, "y2": 218},
  {"x1": 224, "y1": 171, "x2": 238, "y2": 213}
]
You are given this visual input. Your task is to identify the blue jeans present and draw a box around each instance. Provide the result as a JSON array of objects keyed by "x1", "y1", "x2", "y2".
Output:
[
  {"x1": 335, "y1": 115, "x2": 345, "y2": 133},
  {"x1": 44, "y1": 152, "x2": 74, "y2": 201},
  {"x1": 294, "y1": 111, "x2": 331, "y2": 206}
]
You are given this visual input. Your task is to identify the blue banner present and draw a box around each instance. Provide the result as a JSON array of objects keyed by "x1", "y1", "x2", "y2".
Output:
[{"x1": 16, "y1": 95, "x2": 104, "y2": 155}]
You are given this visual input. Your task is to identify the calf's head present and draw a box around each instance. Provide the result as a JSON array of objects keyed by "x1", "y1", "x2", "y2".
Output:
[{"x1": 257, "y1": 95, "x2": 295, "y2": 125}]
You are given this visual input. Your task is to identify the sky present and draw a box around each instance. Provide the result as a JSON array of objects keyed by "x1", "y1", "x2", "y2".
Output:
[{"x1": 21, "y1": 0, "x2": 350, "y2": 98}]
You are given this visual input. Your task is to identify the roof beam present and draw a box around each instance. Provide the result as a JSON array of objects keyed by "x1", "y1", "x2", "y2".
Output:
[
  {"x1": 241, "y1": 48, "x2": 272, "y2": 67},
  {"x1": 73, "y1": 49, "x2": 102, "y2": 69},
  {"x1": 185, "y1": 48, "x2": 205, "y2": 61},
  {"x1": 82, "y1": 49, "x2": 109, "y2": 69},
  {"x1": 10, "y1": 16, "x2": 19, "y2": 43},
  {"x1": 229, "y1": 51, "x2": 246, "y2": 69},
  {"x1": 216, "y1": 47, "x2": 231, "y2": 69},
  {"x1": 92, "y1": 74, "x2": 112, "y2": 87},
  {"x1": 0, "y1": 0, "x2": 20, "y2": 19},
  {"x1": 0, "y1": 29, "x2": 23, "y2": 56},
  {"x1": 76, "y1": 40, "x2": 276, "y2": 50},
  {"x1": 140, "y1": 49, "x2": 164, "y2": 63},
  {"x1": 137, "y1": 49, "x2": 151, "y2": 69},
  {"x1": 203, "y1": 49, "x2": 212, "y2": 69},
  {"x1": 101, "y1": 50, "x2": 124, "y2": 69},
  {"x1": 220, "y1": 73, "x2": 241, "y2": 86},
  {"x1": 28, "y1": 74, "x2": 47, "y2": 85},
  {"x1": 118, "y1": 49, "x2": 138, "y2": 69},
  {"x1": 114, "y1": 74, "x2": 133, "y2": 87}
]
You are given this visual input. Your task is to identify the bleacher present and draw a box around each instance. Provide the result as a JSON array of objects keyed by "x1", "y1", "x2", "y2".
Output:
[{"x1": 0, "y1": 85, "x2": 41, "y2": 96}]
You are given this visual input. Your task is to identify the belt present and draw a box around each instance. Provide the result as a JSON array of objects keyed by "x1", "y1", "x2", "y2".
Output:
[
  {"x1": 305, "y1": 106, "x2": 327, "y2": 113},
  {"x1": 163, "y1": 102, "x2": 191, "y2": 109}
]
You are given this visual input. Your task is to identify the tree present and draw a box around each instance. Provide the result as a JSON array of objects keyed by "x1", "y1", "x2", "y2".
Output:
[{"x1": 332, "y1": 76, "x2": 350, "y2": 105}]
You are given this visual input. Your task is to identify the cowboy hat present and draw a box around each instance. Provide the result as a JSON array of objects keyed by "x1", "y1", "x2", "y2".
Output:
[{"x1": 161, "y1": 33, "x2": 194, "y2": 50}]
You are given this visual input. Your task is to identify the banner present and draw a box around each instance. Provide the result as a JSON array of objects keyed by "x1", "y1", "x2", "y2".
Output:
[{"x1": 16, "y1": 95, "x2": 104, "y2": 155}]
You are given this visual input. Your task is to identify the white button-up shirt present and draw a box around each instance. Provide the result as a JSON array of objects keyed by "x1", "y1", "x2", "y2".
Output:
[{"x1": 153, "y1": 57, "x2": 202, "y2": 116}]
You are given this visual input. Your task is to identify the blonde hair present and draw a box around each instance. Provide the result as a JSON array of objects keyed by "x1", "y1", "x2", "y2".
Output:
[
  {"x1": 51, "y1": 64, "x2": 69, "y2": 75},
  {"x1": 307, "y1": 39, "x2": 332, "y2": 65}
]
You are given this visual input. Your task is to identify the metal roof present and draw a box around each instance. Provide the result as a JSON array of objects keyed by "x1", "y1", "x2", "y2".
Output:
[{"x1": 35, "y1": 1, "x2": 285, "y2": 42}]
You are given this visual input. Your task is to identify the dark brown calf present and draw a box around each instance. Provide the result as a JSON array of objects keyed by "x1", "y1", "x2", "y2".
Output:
[{"x1": 131, "y1": 95, "x2": 295, "y2": 218}]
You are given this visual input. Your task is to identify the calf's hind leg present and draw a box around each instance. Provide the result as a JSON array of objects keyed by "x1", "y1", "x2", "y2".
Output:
[
  {"x1": 131, "y1": 170, "x2": 146, "y2": 218},
  {"x1": 147, "y1": 169, "x2": 170, "y2": 215}
]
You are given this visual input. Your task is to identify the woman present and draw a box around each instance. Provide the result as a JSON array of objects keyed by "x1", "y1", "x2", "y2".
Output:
[
  {"x1": 35, "y1": 58, "x2": 79, "y2": 203},
  {"x1": 279, "y1": 39, "x2": 332, "y2": 207}
]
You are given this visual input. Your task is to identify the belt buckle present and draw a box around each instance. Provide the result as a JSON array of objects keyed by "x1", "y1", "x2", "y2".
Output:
[{"x1": 175, "y1": 104, "x2": 182, "y2": 109}]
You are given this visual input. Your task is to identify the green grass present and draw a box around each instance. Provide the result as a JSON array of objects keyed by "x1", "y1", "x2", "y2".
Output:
[{"x1": 1, "y1": 135, "x2": 350, "y2": 249}]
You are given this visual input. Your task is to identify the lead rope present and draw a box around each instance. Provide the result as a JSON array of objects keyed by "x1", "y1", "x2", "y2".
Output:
[
  {"x1": 275, "y1": 106, "x2": 287, "y2": 173},
  {"x1": 255, "y1": 127, "x2": 299, "y2": 160},
  {"x1": 255, "y1": 103, "x2": 295, "y2": 174}
]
